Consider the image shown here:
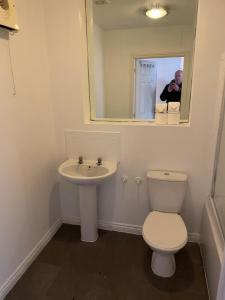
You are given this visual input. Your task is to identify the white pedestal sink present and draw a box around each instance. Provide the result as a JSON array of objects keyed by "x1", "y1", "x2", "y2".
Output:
[{"x1": 58, "y1": 159, "x2": 118, "y2": 242}]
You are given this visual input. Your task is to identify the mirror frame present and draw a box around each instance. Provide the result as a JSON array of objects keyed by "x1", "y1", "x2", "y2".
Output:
[{"x1": 85, "y1": 0, "x2": 196, "y2": 123}]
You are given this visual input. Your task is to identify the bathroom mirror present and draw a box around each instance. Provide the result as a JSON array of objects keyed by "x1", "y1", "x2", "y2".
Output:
[{"x1": 85, "y1": 0, "x2": 198, "y2": 122}]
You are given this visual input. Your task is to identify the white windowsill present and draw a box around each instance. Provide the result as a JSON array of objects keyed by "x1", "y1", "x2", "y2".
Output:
[{"x1": 85, "y1": 118, "x2": 190, "y2": 127}]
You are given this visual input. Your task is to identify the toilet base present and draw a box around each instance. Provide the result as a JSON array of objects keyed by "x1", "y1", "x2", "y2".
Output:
[{"x1": 151, "y1": 251, "x2": 176, "y2": 278}]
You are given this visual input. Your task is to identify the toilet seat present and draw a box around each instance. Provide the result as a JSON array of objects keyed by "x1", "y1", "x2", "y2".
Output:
[{"x1": 143, "y1": 211, "x2": 188, "y2": 252}]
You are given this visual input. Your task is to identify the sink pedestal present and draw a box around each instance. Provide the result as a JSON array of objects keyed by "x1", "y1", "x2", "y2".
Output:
[{"x1": 79, "y1": 185, "x2": 98, "y2": 242}]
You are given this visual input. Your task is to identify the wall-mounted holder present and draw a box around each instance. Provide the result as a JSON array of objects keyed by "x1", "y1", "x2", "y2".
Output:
[
  {"x1": 0, "y1": 1, "x2": 19, "y2": 95},
  {"x1": 0, "y1": 0, "x2": 19, "y2": 32}
]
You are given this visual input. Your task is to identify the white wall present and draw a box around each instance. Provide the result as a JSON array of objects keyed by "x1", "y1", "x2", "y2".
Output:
[
  {"x1": 102, "y1": 26, "x2": 194, "y2": 118},
  {"x1": 44, "y1": 0, "x2": 225, "y2": 240},
  {"x1": 93, "y1": 24, "x2": 105, "y2": 118},
  {"x1": 0, "y1": 0, "x2": 60, "y2": 292}
]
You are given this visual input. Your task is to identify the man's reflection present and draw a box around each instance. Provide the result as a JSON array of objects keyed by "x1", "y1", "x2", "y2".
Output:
[{"x1": 160, "y1": 70, "x2": 183, "y2": 103}]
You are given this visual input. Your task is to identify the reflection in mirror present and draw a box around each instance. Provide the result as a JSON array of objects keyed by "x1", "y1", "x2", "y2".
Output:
[
  {"x1": 134, "y1": 56, "x2": 184, "y2": 119},
  {"x1": 86, "y1": 0, "x2": 198, "y2": 122}
]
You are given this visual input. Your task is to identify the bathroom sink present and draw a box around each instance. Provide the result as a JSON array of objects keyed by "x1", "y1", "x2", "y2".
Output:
[
  {"x1": 58, "y1": 159, "x2": 118, "y2": 243},
  {"x1": 58, "y1": 159, "x2": 117, "y2": 185}
]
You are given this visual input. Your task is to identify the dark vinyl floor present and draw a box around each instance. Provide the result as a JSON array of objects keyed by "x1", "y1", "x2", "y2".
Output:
[{"x1": 6, "y1": 224, "x2": 209, "y2": 300}]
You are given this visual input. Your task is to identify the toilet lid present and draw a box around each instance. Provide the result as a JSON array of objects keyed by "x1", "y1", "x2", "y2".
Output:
[{"x1": 143, "y1": 211, "x2": 188, "y2": 251}]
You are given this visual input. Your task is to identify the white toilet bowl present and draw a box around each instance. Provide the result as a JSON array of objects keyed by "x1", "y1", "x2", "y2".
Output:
[{"x1": 143, "y1": 211, "x2": 188, "y2": 277}]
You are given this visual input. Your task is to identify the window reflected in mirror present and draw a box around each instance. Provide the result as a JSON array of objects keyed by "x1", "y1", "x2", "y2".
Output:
[{"x1": 85, "y1": 0, "x2": 198, "y2": 122}]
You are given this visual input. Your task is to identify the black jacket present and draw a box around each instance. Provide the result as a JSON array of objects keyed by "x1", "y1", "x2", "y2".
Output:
[{"x1": 160, "y1": 81, "x2": 182, "y2": 103}]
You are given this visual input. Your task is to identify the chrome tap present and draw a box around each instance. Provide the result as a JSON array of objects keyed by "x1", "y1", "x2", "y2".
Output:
[
  {"x1": 96, "y1": 157, "x2": 102, "y2": 166},
  {"x1": 78, "y1": 156, "x2": 83, "y2": 164}
]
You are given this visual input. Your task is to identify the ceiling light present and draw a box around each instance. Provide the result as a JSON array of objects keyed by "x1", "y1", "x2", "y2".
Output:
[{"x1": 146, "y1": 6, "x2": 167, "y2": 19}]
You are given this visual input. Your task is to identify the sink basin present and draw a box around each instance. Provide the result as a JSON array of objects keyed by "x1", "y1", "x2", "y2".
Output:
[
  {"x1": 58, "y1": 159, "x2": 117, "y2": 185},
  {"x1": 58, "y1": 159, "x2": 118, "y2": 242}
]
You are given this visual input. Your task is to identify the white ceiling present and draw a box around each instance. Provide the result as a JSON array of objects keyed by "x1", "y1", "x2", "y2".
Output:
[{"x1": 93, "y1": 0, "x2": 198, "y2": 30}]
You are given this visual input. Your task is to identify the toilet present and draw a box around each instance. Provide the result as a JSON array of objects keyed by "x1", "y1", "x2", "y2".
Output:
[{"x1": 142, "y1": 170, "x2": 188, "y2": 278}]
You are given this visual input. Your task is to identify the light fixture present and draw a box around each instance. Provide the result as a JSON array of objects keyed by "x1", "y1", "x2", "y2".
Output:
[{"x1": 146, "y1": 6, "x2": 167, "y2": 19}]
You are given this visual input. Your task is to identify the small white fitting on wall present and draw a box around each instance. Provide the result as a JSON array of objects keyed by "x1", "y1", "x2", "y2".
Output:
[
  {"x1": 135, "y1": 177, "x2": 142, "y2": 185},
  {"x1": 121, "y1": 176, "x2": 128, "y2": 183}
]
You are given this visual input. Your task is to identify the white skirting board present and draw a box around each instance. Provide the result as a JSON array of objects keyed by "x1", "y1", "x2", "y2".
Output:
[
  {"x1": 63, "y1": 216, "x2": 142, "y2": 236},
  {"x1": 62, "y1": 216, "x2": 200, "y2": 243},
  {"x1": 0, "y1": 219, "x2": 62, "y2": 300}
]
